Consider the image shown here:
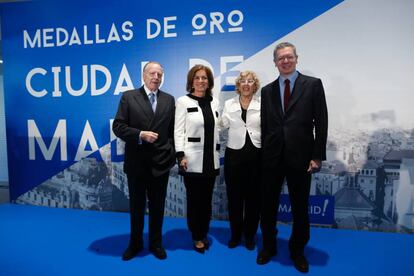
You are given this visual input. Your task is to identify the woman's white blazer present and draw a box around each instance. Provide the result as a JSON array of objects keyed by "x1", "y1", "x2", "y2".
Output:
[
  {"x1": 174, "y1": 95, "x2": 221, "y2": 173},
  {"x1": 220, "y1": 95, "x2": 261, "y2": 149}
]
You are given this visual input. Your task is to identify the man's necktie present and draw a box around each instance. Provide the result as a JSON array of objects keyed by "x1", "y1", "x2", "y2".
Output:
[
  {"x1": 149, "y1": 92, "x2": 156, "y2": 112},
  {"x1": 284, "y1": 79, "x2": 290, "y2": 113}
]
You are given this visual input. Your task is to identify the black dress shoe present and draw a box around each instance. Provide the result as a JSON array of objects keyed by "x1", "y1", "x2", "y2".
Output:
[
  {"x1": 256, "y1": 249, "x2": 276, "y2": 265},
  {"x1": 150, "y1": 247, "x2": 167, "y2": 260},
  {"x1": 193, "y1": 241, "x2": 205, "y2": 254},
  {"x1": 122, "y1": 245, "x2": 143, "y2": 261},
  {"x1": 291, "y1": 255, "x2": 309, "y2": 273},
  {"x1": 202, "y1": 238, "x2": 210, "y2": 250},
  {"x1": 245, "y1": 239, "x2": 255, "y2": 251},
  {"x1": 227, "y1": 239, "x2": 241, "y2": 249}
]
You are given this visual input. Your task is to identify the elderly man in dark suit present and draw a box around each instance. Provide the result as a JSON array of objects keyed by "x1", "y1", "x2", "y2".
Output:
[
  {"x1": 113, "y1": 61, "x2": 175, "y2": 261},
  {"x1": 257, "y1": 42, "x2": 328, "y2": 273}
]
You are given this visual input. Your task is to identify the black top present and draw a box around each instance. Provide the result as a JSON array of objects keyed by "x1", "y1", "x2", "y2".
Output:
[{"x1": 241, "y1": 106, "x2": 255, "y2": 149}]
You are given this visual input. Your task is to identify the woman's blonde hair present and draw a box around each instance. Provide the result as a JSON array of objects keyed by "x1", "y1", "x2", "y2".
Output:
[{"x1": 235, "y1": 71, "x2": 260, "y2": 95}]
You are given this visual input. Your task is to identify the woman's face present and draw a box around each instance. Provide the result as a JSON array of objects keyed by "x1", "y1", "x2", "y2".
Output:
[
  {"x1": 238, "y1": 75, "x2": 256, "y2": 97},
  {"x1": 192, "y1": 70, "x2": 209, "y2": 94}
]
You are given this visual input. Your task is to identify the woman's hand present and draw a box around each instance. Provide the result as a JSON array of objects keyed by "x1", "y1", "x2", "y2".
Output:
[{"x1": 179, "y1": 157, "x2": 188, "y2": 172}]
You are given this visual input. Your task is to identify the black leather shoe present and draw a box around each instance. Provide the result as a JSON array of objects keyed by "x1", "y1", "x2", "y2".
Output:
[
  {"x1": 291, "y1": 255, "x2": 309, "y2": 273},
  {"x1": 122, "y1": 245, "x2": 143, "y2": 261},
  {"x1": 256, "y1": 249, "x2": 276, "y2": 265},
  {"x1": 202, "y1": 238, "x2": 210, "y2": 250},
  {"x1": 245, "y1": 239, "x2": 256, "y2": 250},
  {"x1": 150, "y1": 247, "x2": 167, "y2": 260},
  {"x1": 227, "y1": 239, "x2": 241, "y2": 249}
]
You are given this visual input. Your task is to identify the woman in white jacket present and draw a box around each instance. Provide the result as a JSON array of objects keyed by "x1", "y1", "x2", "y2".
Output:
[
  {"x1": 174, "y1": 65, "x2": 220, "y2": 253},
  {"x1": 221, "y1": 71, "x2": 261, "y2": 250}
]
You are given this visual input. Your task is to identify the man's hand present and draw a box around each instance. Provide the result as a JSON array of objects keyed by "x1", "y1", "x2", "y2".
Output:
[
  {"x1": 179, "y1": 157, "x2": 188, "y2": 172},
  {"x1": 140, "y1": 131, "x2": 159, "y2": 143},
  {"x1": 307, "y1": 159, "x2": 321, "y2": 174}
]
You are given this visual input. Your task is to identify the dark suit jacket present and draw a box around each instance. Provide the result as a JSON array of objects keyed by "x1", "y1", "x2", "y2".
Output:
[
  {"x1": 112, "y1": 86, "x2": 176, "y2": 177},
  {"x1": 261, "y1": 72, "x2": 328, "y2": 171}
]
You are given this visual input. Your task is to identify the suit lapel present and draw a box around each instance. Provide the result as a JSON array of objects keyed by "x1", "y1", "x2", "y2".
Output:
[
  {"x1": 286, "y1": 73, "x2": 304, "y2": 113},
  {"x1": 153, "y1": 90, "x2": 168, "y2": 122},
  {"x1": 272, "y1": 79, "x2": 284, "y2": 117},
  {"x1": 133, "y1": 87, "x2": 154, "y2": 122}
]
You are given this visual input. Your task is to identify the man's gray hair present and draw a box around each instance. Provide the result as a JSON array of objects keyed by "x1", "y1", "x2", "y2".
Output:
[
  {"x1": 143, "y1": 61, "x2": 164, "y2": 73},
  {"x1": 273, "y1": 42, "x2": 298, "y2": 61}
]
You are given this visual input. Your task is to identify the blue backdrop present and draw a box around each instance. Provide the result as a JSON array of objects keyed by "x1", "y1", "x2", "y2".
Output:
[
  {"x1": 1, "y1": 0, "x2": 341, "y2": 199},
  {"x1": 16, "y1": 0, "x2": 408, "y2": 228}
]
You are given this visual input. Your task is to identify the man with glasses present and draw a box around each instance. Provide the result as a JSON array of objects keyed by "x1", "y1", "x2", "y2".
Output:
[
  {"x1": 257, "y1": 42, "x2": 328, "y2": 273},
  {"x1": 113, "y1": 61, "x2": 175, "y2": 261}
]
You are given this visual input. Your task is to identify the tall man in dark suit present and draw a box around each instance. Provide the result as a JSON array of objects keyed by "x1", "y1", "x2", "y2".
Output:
[
  {"x1": 113, "y1": 61, "x2": 175, "y2": 261},
  {"x1": 257, "y1": 42, "x2": 328, "y2": 273}
]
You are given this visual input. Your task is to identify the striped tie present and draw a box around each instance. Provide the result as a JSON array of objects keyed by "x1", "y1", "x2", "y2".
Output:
[{"x1": 149, "y1": 92, "x2": 156, "y2": 112}]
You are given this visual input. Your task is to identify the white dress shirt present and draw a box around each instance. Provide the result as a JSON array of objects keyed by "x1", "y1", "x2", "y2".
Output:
[{"x1": 143, "y1": 85, "x2": 158, "y2": 108}]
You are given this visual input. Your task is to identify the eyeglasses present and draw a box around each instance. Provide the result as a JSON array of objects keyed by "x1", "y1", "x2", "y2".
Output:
[
  {"x1": 239, "y1": 79, "x2": 255, "y2": 84},
  {"x1": 276, "y1": 55, "x2": 296, "y2": 62}
]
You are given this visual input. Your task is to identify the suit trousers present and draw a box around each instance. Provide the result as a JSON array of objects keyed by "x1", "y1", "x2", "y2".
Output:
[
  {"x1": 184, "y1": 175, "x2": 216, "y2": 241},
  {"x1": 127, "y1": 171, "x2": 169, "y2": 249},
  {"x1": 224, "y1": 146, "x2": 261, "y2": 241},
  {"x1": 260, "y1": 163, "x2": 311, "y2": 257}
]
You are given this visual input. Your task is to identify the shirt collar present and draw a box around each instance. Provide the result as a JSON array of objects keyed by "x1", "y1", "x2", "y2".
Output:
[
  {"x1": 143, "y1": 85, "x2": 158, "y2": 96},
  {"x1": 228, "y1": 95, "x2": 260, "y2": 111},
  {"x1": 279, "y1": 70, "x2": 299, "y2": 86}
]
